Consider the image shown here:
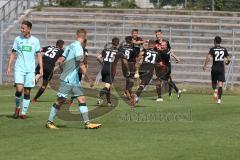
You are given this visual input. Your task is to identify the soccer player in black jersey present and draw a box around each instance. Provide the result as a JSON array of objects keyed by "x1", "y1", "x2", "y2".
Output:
[
  {"x1": 131, "y1": 40, "x2": 160, "y2": 107},
  {"x1": 203, "y1": 36, "x2": 231, "y2": 104},
  {"x1": 126, "y1": 29, "x2": 145, "y2": 55},
  {"x1": 155, "y1": 30, "x2": 181, "y2": 100},
  {"x1": 119, "y1": 36, "x2": 139, "y2": 99},
  {"x1": 97, "y1": 37, "x2": 126, "y2": 106},
  {"x1": 32, "y1": 40, "x2": 64, "y2": 102},
  {"x1": 158, "y1": 40, "x2": 181, "y2": 100}
]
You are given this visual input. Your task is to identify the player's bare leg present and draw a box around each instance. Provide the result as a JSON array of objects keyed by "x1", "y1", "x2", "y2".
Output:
[
  {"x1": 212, "y1": 81, "x2": 218, "y2": 101},
  {"x1": 98, "y1": 83, "x2": 113, "y2": 106},
  {"x1": 124, "y1": 77, "x2": 134, "y2": 100},
  {"x1": 32, "y1": 80, "x2": 48, "y2": 102}
]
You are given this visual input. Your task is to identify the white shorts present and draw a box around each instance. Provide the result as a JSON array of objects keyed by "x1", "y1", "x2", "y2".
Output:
[{"x1": 15, "y1": 71, "x2": 35, "y2": 88}]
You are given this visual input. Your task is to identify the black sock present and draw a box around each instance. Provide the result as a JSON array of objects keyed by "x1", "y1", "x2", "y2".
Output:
[
  {"x1": 106, "y1": 88, "x2": 111, "y2": 103},
  {"x1": 99, "y1": 87, "x2": 108, "y2": 98},
  {"x1": 156, "y1": 84, "x2": 162, "y2": 98},
  {"x1": 136, "y1": 85, "x2": 144, "y2": 97},
  {"x1": 218, "y1": 87, "x2": 222, "y2": 99},
  {"x1": 168, "y1": 84, "x2": 172, "y2": 96},
  {"x1": 168, "y1": 81, "x2": 179, "y2": 93},
  {"x1": 34, "y1": 87, "x2": 45, "y2": 100},
  {"x1": 212, "y1": 82, "x2": 217, "y2": 90}
]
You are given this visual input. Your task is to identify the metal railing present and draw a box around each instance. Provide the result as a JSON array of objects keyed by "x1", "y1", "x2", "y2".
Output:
[
  {"x1": 0, "y1": 13, "x2": 239, "y2": 87},
  {"x1": 0, "y1": 0, "x2": 40, "y2": 23}
]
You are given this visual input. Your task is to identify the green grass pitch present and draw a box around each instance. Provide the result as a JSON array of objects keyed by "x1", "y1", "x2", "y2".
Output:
[{"x1": 0, "y1": 86, "x2": 240, "y2": 160}]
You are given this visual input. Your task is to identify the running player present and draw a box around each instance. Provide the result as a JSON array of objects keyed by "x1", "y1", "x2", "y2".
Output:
[
  {"x1": 119, "y1": 36, "x2": 138, "y2": 99},
  {"x1": 46, "y1": 29, "x2": 101, "y2": 129},
  {"x1": 6, "y1": 20, "x2": 43, "y2": 119},
  {"x1": 131, "y1": 40, "x2": 160, "y2": 107},
  {"x1": 203, "y1": 36, "x2": 230, "y2": 104},
  {"x1": 32, "y1": 40, "x2": 64, "y2": 102},
  {"x1": 97, "y1": 37, "x2": 126, "y2": 106}
]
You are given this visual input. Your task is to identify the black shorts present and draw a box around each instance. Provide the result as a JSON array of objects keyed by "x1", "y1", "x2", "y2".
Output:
[
  {"x1": 155, "y1": 64, "x2": 171, "y2": 81},
  {"x1": 211, "y1": 69, "x2": 225, "y2": 82},
  {"x1": 122, "y1": 61, "x2": 136, "y2": 78},
  {"x1": 35, "y1": 65, "x2": 53, "y2": 82},
  {"x1": 101, "y1": 65, "x2": 115, "y2": 84},
  {"x1": 139, "y1": 64, "x2": 154, "y2": 85}
]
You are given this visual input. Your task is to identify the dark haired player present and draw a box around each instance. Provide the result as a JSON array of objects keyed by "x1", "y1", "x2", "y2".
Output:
[
  {"x1": 203, "y1": 36, "x2": 230, "y2": 104},
  {"x1": 131, "y1": 40, "x2": 159, "y2": 107},
  {"x1": 6, "y1": 20, "x2": 42, "y2": 119},
  {"x1": 119, "y1": 36, "x2": 139, "y2": 99},
  {"x1": 97, "y1": 37, "x2": 126, "y2": 106},
  {"x1": 157, "y1": 40, "x2": 181, "y2": 101},
  {"x1": 155, "y1": 30, "x2": 181, "y2": 100},
  {"x1": 126, "y1": 29, "x2": 145, "y2": 55},
  {"x1": 32, "y1": 40, "x2": 64, "y2": 102}
]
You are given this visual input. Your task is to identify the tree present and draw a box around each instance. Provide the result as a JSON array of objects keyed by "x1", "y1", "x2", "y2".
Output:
[{"x1": 103, "y1": 0, "x2": 112, "y2": 7}]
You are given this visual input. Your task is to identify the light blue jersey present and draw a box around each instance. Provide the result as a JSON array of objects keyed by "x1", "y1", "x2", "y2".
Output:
[
  {"x1": 12, "y1": 35, "x2": 41, "y2": 73},
  {"x1": 60, "y1": 41, "x2": 84, "y2": 86}
]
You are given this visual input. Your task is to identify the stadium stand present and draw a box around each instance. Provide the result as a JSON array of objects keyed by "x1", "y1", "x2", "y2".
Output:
[{"x1": 1, "y1": 7, "x2": 240, "y2": 85}]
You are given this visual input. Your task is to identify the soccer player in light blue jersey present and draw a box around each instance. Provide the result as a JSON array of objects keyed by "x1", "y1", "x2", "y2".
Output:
[
  {"x1": 46, "y1": 29, "x2": 101, "y2": 129},
  {"x1": 6, "y1": 20, "x2": 43, "y2": 119}
]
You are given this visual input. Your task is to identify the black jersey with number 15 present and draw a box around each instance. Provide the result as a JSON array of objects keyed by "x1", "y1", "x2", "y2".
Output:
[
  {"x1": 209, "y1": 46, "x2": 229, "y2": 70},
  {"x1": 41, "y1": 46, "x2": 64, "y2": 69},
  {"x1": 101, "y1": 48, "x2": 124, "y2": 65}
]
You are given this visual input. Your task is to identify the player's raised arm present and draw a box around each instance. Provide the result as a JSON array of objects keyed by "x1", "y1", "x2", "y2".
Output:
[{"x1": 203, "y1": 53, "x2": 212, "y2": 72}]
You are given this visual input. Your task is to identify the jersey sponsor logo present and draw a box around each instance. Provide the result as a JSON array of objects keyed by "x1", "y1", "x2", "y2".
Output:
[{"x1": 21, "y1": 45, "x2": 32, "y2": 52}]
